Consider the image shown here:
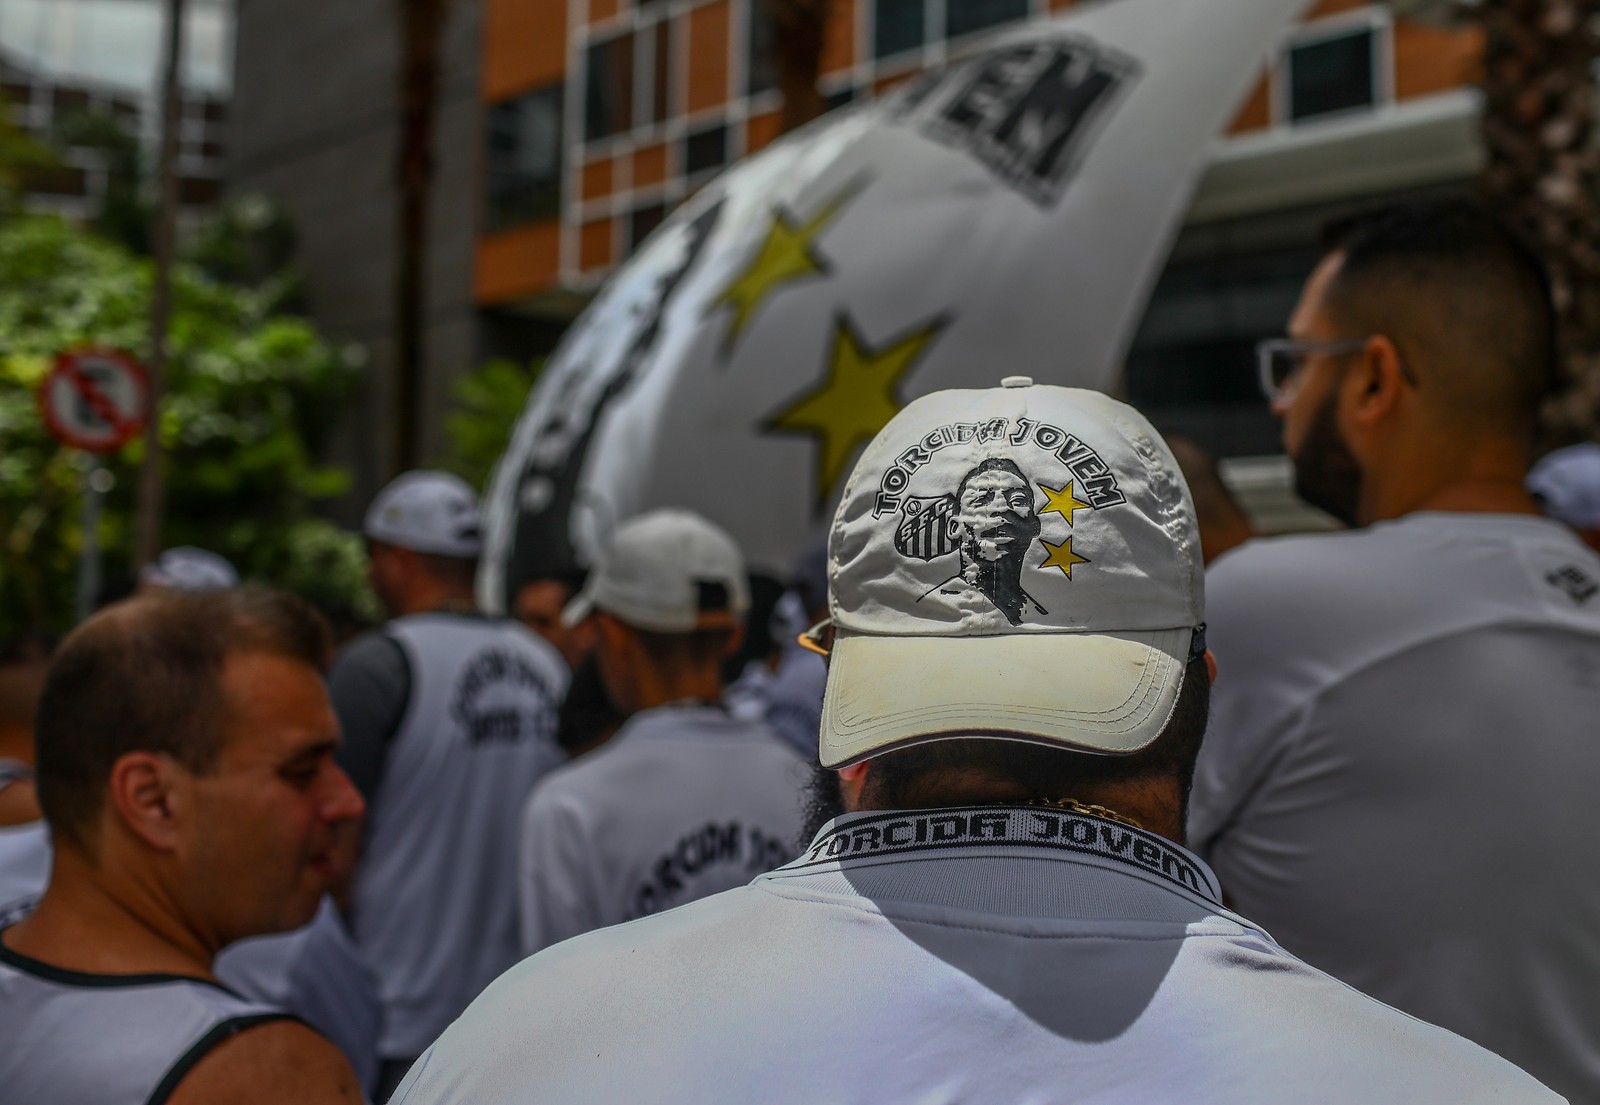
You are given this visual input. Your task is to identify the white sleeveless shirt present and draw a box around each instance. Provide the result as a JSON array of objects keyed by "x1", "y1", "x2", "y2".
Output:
[
  {"x1": 0, "y1": 938, "x2": 292, "y2": 1104},
  {"x1": 350, "y1": 613, "x2": 567, "y2": 1058}
]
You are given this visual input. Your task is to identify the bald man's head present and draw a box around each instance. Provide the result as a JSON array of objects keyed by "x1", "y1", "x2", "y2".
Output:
[{"x1": 1319, "y1": 201, "x2": 1555, "y2": 438}]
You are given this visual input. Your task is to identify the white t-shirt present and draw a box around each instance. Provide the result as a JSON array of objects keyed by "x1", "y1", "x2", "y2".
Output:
[
  {"x1": 518, "y1": 704, "x2": 806, "y2": 954},
  {"x1": 1190, "y1": 512, "x2": 1600, "y2": 1102},
  {"x1": 0, "y1": 821, "x2": 48, "y2": 917},
  {"x1": 396, "y1": 806, "x2": 1560, "y2": 1105}
]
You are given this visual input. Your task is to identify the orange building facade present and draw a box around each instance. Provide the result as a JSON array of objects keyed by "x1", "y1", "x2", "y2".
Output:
[{"x1": 473, "y1": 0, "x2": 1483, "y2": 316}]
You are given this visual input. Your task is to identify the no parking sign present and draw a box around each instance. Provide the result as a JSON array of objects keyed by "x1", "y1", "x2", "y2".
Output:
[{"x1": 38, "y1": 348, "x2": 150, "y2": 453}]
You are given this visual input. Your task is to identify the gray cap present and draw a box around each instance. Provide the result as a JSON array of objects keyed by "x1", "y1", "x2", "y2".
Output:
[
  {"x1": 364, "y1": 471, "x2": 483, "y2": 556},
  {"x1": 1528, "y1": 444, "x2": 1600, "y2": 530},
  {"x1": 562, "y1": 509, "x2": 749, "y2": 634},
  {"x1": 141, "y1": 547, "x2": 239, "y2": 591}
]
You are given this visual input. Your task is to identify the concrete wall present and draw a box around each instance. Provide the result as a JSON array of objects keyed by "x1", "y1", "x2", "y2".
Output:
[{"x1": 228, "y1": 0, "x2": 485, "y2": 517}]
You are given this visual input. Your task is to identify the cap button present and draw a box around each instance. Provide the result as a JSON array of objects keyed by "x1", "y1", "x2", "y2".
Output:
[{"x1": 1001, "y1": 375, "x2": 1033, "y2": 389}]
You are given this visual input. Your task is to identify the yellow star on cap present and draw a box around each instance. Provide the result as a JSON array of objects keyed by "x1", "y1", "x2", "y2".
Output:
[
  {"x1": 766, "y1": 313, "x2": 946, "y2": 510},
  {"x1": 1038, "y1": 481, "x2": 1091, "y2": 526},
  {"x1": 708, "y1": 179, "x2": 865, "y2": 358},
  {"x1": 1039, "y1": 536, "x2": 1091, "y2": 579}
]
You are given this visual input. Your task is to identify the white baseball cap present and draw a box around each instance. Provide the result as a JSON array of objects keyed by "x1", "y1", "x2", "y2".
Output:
[
  {"x1": 141, "y1": 546, "x2": 239, "y2": 591},
  {"x1": 819, "y1": 377, "x2": 1204, "y2": 769},
  {"x1": 364, "y1": 470, "x2": 483, "y2": 557},
  {"x1": 1528, "y1": 443, "x2": 1600, "y2": 530},
  {"x1": 562, "y1": 509, "x2": 750, "y2": 634}
]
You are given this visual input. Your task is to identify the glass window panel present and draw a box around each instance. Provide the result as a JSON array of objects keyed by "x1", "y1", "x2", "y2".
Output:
[
  {"x1": 747, "y1": 0, "x2": 777, "y2": 95},
  {"x1": 630, "y1": 202, "x2": 667, "y2": 250},
  {"x1": 1287, "y1": 28, "x2": 1375, "y2": 122},
  {"x1": 944, "y1": 0, "x2": 1028, "y2": 42},
  {"x1": 485, "y1": 84, "x2": 564, "y2": 232},
  {"x1": 874, "y1": 0, "x2": 923, "y2": 59},
  {"x1": 649, "y1": 21, "x2": 673, "y2": 124},
  {"x1": 684, "y1": 123, "x2": 727, "y2": 175},
  {"x1": 585, "y1": 33, "x2": 635, "y2": 141}
]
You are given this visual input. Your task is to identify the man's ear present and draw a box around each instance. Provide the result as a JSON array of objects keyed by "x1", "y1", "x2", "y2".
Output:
[
  {"x1": 106, "y1": 751, "x2": 187, "y2": 852},
  {"x1": 837, "y1": 761, "x2": 870, "y2": 812},
  {"x1": 1348, "y1": 334, "x2": 1409, "y2": 429},
  {"x1": 720, "y1": 623, "x2": 746, "y2": 659},
  {"x1": 1204, "y1": 648, "x2": 1217, "y2": 685}
]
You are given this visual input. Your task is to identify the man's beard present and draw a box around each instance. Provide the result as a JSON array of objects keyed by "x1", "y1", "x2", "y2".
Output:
[
  {"x1": 1291, "y1": 389, "x2": 1363, "y2": 528},
  {"x1": 799, "y1": 763, "x2": 847, "y2": 849}
]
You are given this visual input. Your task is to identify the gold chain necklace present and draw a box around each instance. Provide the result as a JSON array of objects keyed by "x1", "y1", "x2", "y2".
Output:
[{"x1": 1023, "y1": 797, "x2": 1144, "y2": 830}]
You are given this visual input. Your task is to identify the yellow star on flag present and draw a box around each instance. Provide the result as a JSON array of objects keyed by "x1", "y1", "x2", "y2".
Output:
[
  {"x1": 1039, "y1": 536, "x2": 1091, "y2": 579},
  {"x1": 1038, "y1": 481, "x2": 1091, "y2": 526},
  {"x1": 766, "y1": 314, "x2": 945, "y2": 510},
  {"x1": 709, "y1": 179, "x2": 864, "y2": 358}
]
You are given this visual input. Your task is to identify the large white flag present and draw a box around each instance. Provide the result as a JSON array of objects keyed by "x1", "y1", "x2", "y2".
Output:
[{"x1": 482, "y1": 0, "x2": 1311, "y2": 606}]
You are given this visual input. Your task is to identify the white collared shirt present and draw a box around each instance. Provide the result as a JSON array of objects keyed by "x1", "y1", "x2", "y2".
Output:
[{"x1": 398, "y1": 805, "x2": 1560, "y2": 1105}]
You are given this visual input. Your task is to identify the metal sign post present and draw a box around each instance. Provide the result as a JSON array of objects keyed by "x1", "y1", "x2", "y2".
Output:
[
  {"x1": 76, "y1": 457, "x2": 109, "y2": 621},
  {"x1": 38, "y1": 349, "x2": 151, "y2": 622}
]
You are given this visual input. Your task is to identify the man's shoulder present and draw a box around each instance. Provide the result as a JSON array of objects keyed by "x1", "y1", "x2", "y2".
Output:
[
  {"x1": 166, "y1": 1017, "x2": 364, "y2": 1105},
  {"x1": 1185, "y1": 931, "x2": 1562, "y2": 1101},
  {"x1": 330, "y1": 629, "x2": 409, "y2": 679},
  {"x1": 1207, "y1": 528, "x2": 1391, "y2": 603}
]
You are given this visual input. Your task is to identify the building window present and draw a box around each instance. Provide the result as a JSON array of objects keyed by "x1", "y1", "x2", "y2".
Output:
[
  {"x1": 640, "y1": 21, "x2": 673, "y2": 127},
  {"x1": 486, "y1": 85, "x2": 564, "y2": 231},
  {"x1": 685, "y1": 123, "x2": 727, "y2": 175},
  {"x1": 630, "y1": 202, "x2": 667, "y2": 250},
  {"x1": 874, "y1": 0, "x2": 924, "y2": 59},
  {"x1": 747, "y1": 0, "x2": 777, "y2": 96},
  {"x1": 1286, "y1": 27, "x2": 1376, "y2": 122},
  {"x1": 945, "y1": 0, "x2": 1028, "y2": 41},
  {"x1": 586, "y1": 33, "x2": 635, "y2": 141}
]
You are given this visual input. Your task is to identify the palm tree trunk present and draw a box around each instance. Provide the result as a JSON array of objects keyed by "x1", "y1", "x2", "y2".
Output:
[
  {"x1": 1477, "y1": 0, "x2": 1600, "y2": 446},
  {"x1": 767, "y1": 0, "x2": 827, "y2": 133},
  {"x1": 394, "y1": 0, "x2": 451, "y2": 475}
]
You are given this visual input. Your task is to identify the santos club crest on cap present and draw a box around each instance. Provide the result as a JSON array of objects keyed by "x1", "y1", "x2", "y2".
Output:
[{"x1": 819, "y1": 379, "x2": 1204, "y2": 769}]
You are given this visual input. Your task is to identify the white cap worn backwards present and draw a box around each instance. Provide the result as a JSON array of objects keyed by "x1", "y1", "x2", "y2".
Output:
[
  {"x1": 1528, "y1": 443, "x2": 1600, "y2": 530},
  {"x1": 562, "y1": 509, "x2": 750, "y2": 634},
  {"x1": 364, "y1": 470, "x2": 484, "y2": 557},
  {"x1": 820, "y1": 377, "x2": 1204, "y2": 769},
  {"x1": 141, "y1": 546, "x2": 239, "y2": 591}
]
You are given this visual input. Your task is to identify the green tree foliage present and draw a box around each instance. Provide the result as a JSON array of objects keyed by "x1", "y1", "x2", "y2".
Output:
[
  {"x1": 0, "y1": 106, "x2": 60, "y2": 213},
  {"x1": 51, "y1": 109, "x2": 149, "y2": 255},
  {"x1": 439, "y1": 358, "x2": 541, "y2": 491},
  {"x1": 0, "y1": 214, "x2": 377, "y2": 632}
]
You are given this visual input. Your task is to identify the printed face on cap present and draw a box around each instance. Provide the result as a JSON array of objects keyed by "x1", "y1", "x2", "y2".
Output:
[
  {"x1": 834, "y1": 385, "x2": 1196, "y2": 638},
  {"x1": 817, "y1": 384, "x2": 1203, "y2": 768}
]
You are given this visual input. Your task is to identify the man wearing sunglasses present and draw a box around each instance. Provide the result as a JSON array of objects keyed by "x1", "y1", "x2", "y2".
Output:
[{"x1": 1190, "y1": 201, "x2": 1600, "y2": 1103}]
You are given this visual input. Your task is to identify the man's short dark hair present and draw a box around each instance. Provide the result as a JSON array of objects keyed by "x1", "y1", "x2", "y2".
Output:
[
  {"x1": 34, "y1": 587, "x2": 332, "y2": 849},
  {"x1": 861, "y1": 652, "x2": 1210, "y2": 814},
  {"x1": 1319, "y1": 200, "x2": 1556, "y2": 433}
]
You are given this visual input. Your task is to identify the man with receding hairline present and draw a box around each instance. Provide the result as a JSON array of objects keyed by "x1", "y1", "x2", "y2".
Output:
[
  {"x1": 0, "y1": 588, "x2": 366, "y2": 1104},
  {"x1": 1192, "y1": 200, "x2": 1600, "y2": 1101}
]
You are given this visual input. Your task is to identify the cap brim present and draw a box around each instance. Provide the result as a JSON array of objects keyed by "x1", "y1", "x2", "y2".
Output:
[
  {"x1": 818, "y1": 627, "x2": 1192, "y2": 769},
  {"x1": 560, "y1": 592, "x2": 596, "y2": 628}
]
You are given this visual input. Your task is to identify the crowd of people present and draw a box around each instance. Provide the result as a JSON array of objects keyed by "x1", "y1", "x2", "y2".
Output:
[{"x1": 2, "y1": 199, "x2": 1600, "y2": 1104}]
